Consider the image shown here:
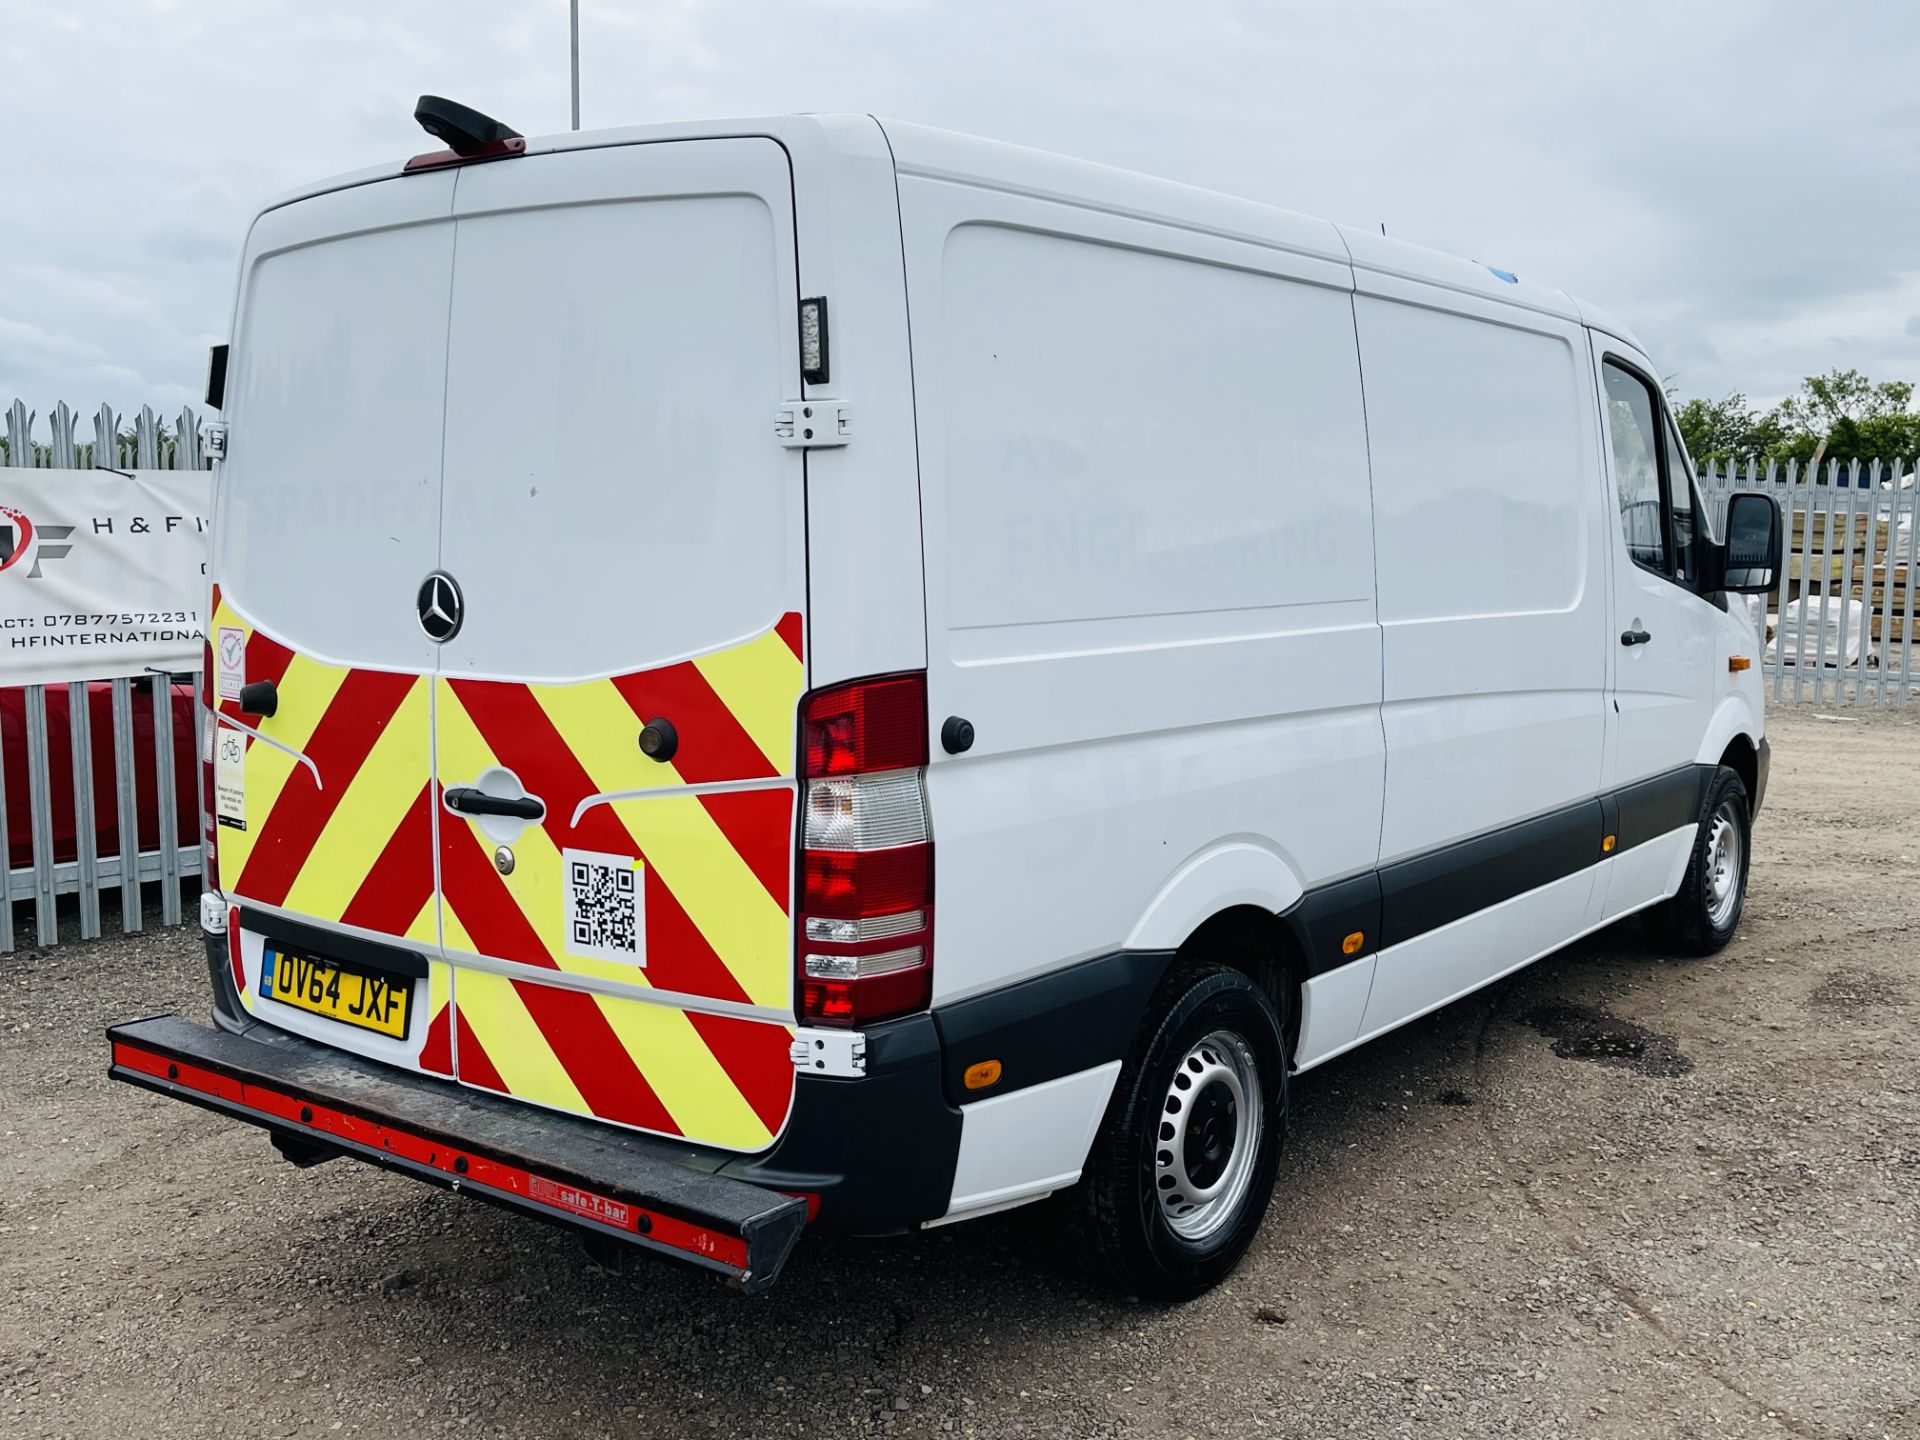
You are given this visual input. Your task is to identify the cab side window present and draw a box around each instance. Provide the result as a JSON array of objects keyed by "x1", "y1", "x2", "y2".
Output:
[
  {"x1": 1663, "y1": 421, "x2": 1708, "y2": 582},
  {"x1": 1603, "y1": 361, "x2": 1666, "y2": 573}
]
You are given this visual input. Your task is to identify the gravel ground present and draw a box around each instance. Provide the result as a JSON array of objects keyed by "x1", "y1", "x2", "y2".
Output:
[{"x1": 3, "y1": 704, "x2": 1917, "y2": 1439}]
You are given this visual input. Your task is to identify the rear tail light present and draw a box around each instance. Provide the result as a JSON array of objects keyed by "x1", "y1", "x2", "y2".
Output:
[
  {"x1": 199, "y1": 637, "x2": 220, "y2": 893},
  {"x1": 797, "y1": 674, "x2": 932, "y2": 1027}
]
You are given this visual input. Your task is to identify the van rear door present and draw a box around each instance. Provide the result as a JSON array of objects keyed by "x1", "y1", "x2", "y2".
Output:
[
  {"x1": 212, "y1": 172, "x2": 456, "y2": 1079},
  {"x1": 430, "y1": 140, "x2": 808, "y2": 1152}
]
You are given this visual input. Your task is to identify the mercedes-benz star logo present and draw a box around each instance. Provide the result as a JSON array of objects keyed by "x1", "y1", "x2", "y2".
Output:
[{"x1": 417, "y1": 571, "x2": 463, "y2": 643}]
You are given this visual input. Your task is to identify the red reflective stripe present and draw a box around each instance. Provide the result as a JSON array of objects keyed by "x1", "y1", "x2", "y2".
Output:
[
  {"x1": 508, "y1": 976, "x2": 682, "y2": 1135},
  {"x1": 452, "y1": 1006, "x2": 505, "y2": 1091},
  {"x1": 686, "y1": 1008, "x2": 794, "y2": 1136},
  {"x1": 216, "y1": 629, "x2": 295, "y2": 723},
  {"x1": 339, "y1": 782, "x2": 435, "y2": 937},
  {"x1": 233, "y1": 669, "x2": 416, "y2": 905},
  {"x1": 696, "y1": 785, "x2": 792, "y2": 912},
  {"x1": 441, "y1": 830, "x2": 680, "y2": 1135},
  {"x1": 227, "y1": 910, "x2": 245, "y2": 996},
  {"x1": 608, "y1": 661, "x2": 777, "y2": 784},
  {"x1": 448, "y1": 679, "x2": 777, "y2": 1006},
  {"x1": 439, "y1": 807, "x2": 559, "y2": 973},
  {"x1": 110, "y1": 1040, "x2": 748, "y2": 1269},
  {"x1": 417, "y1": 1004, "x2": 452, "y2": 1076},
  {"x1": 775, "y1": 611, "x2": 803, "y2": 663}
]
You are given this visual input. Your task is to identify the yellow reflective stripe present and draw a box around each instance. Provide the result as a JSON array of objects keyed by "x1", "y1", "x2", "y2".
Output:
[
  {"x1": 539, "y1": 685, "x2": 791, "y2": 1009},
  {"x1": 228, "y1": 653, "x2": 349, "y2": 885},
  {"x1": 405, "y1": 895, "x2": 438, "y2": 948},
  {"x1": 279, "y1": 678, "x2": 428, "y2": 922},
  {"x1": 693, "y1": 628, "x2": 802, "y2": 775},
  {"x1": 455, "y1": 970, "x2": 588, "y2": 1114},
  {"x1": 592, "y1": 995, "x2": 772, "y2": 1151},
  {"x1": 533, "y1": 678, "x2": 686, "y2": 794}
]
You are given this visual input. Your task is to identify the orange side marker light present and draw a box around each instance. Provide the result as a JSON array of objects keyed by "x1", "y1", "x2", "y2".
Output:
[
  {"x1": 1602, "y1": 834, "x2": 1617, "y2": 854},
  {"x1": 1729, "y1": 656, "x2": 1751, "y2": 672},
  {"x1": 963, "y1": 1059, "x2": 1002, "y2": 1091},
  {"x1": 1341, "y1": 931, "x2": 1365, "y2": 956}
]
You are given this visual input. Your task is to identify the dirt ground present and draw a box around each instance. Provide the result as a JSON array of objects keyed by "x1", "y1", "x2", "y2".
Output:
[{"x1": 2, "y1": 704, "x2": 1916, "y2": 1440}]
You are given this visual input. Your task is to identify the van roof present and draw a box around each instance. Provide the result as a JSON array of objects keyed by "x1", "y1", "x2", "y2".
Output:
[{"x1": 257, "y1": 112, "x2": 1645, "y2": 352}]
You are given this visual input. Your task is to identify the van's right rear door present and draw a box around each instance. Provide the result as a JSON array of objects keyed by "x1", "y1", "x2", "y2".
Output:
[{"x1": 429, "y1": 140, "x2": 809, "y2": 1154}]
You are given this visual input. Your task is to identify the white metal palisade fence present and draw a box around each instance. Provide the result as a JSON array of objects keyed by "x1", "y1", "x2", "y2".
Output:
[
  {"x1": 2, "y1": 400, "x2": 210, "y2": 954},
  {"x1": 1700, "y1": 458, "x2": 1920, "y2": 706}
]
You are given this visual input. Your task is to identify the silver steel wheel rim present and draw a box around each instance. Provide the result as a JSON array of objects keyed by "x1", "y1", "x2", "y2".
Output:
[
  {"x1": 1705, "y1": 800, "x2": 1744, "y2": 930},
  {"x1": 1154, "y1": 1029, "x2": 1262, "y2": 1242}
]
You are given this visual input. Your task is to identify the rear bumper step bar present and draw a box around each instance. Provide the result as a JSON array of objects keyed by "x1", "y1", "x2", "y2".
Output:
[{"x1": 108, "y1": 1015, "x2": 809, "y2": 1294}]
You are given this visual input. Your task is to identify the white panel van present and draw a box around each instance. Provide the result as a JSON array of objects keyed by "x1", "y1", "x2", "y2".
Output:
[{"x1": 111, "y1": 103, "x2": 1784, "y2": 1298}]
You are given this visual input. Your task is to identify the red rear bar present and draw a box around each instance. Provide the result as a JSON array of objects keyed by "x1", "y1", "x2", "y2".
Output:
[
  {"x1": 111, "y1": 1038, "x2": 743, "y2": 1267},
  {"x1": 106, "y1": 1015, "x2": 809, "y2": 1291}
]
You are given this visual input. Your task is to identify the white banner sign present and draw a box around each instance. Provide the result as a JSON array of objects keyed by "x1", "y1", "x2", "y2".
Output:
[{"x1": 0, "y1": 468, "x2": 211, "y2": 686}]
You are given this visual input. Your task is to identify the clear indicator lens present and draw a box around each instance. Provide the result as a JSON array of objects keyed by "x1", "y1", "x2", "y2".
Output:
[{"x1": 805, "y1": 946, "x2": 924, "y2": 981}]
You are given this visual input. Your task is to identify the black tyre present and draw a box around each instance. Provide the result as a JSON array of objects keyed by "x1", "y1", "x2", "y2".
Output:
[
  {"x1": 1075, "y1": 962, "x2": 1287, "y2": 1300},
  {"x1": 1646, "y1": 766, "x2": 1751, "y2": 957}
]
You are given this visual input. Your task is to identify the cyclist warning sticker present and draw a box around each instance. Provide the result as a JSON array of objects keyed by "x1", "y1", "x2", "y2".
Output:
[{"x1": 214, "y1": 727, "x2": 247, "y2": 830}]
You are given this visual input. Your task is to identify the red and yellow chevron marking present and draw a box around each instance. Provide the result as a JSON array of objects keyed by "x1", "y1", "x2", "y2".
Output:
[
  {"x1": 206, "y1": 586, "x2": 805, "y2": 1152},
  {"x1": 438, "y1": 617, "x2": 805, "y2": 1152},
  {"x1": 210, "y1": 588, "x2": 446, "y2": 1066},
  {"x1": 211, "y1": 592, "x2": 438, "y2": 950}
]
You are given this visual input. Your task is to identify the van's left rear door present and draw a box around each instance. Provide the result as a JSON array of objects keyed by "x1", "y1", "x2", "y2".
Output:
[{"x1": 212, "y1": 173, "x2": 456, "y2": 1079}]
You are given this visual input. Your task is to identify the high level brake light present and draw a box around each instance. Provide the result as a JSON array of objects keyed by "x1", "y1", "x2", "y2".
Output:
[{"x1": 796, "y1": 674, "x2": 932, "y2": 1026}]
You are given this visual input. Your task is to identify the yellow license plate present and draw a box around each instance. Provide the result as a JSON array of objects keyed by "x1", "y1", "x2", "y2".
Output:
[{"x1": 262, "y1": 948, "x2": 413, "y2": 1040}]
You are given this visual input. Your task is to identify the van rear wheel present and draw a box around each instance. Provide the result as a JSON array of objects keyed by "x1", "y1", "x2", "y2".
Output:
[
  {"x1": 1646, "y1": 766, "x2": 1751, "y2": 956},
  {"x1": 1075, "y1": 963, "x2": 1287, "y2": 1300}
]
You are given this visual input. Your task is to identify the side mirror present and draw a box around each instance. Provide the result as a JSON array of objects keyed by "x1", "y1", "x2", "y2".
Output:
[{"x1": 1720, "y1": 492, "x2": 1782, "y2": 594}]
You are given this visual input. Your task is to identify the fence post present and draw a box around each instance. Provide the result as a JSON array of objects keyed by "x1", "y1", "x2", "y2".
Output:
[
  {"x1": 67, "y1": 680, "x2": 102, "y2": 940},
  {"x1": 150, "y1": 672, "x2": 183, "y2": 925},
  {"x1": 175, "y1": 405, "x2": 203, "y2": 470},
  {"x1": 111, "y1": 678, "x2": 143, "y2": 933},
  {"x1": 0, "y1": 696, "x2": 12, "y2": 955},
  {"x1": 5, "y1": 400, "x2": 31, "y2": 467},
  {"x1": 1896, "y1": 474, "x2": 1912, "y2": 710},
  {"x1": 48, "y1": 402, "x2": 77, "y2": 470},
  {"x1": 92, "y1": 403, "x2": 119, "y2": 471},
  {"x1": 24, "y1": 686, "x2": 58, "y2": 946}
]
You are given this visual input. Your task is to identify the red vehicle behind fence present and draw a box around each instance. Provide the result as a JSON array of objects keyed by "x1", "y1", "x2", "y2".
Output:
[{"x1": 2, "y1": 680, "x2": 198, "y2": 872}]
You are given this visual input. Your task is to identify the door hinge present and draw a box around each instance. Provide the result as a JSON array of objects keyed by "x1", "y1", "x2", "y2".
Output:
[
  {"x1": 202, "y1": 421, "x2": 228, "y2": 462},
  {"x1": 790, "y1": 1027, "x2": 866, "y2": 1078},
  {"x1": 776, "y1": 401, "x2": 851, "y2": 449}
]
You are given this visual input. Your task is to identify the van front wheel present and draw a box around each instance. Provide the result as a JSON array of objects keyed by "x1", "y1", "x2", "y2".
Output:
[
  {"x1": 1646, "y1": 766, "x2": 1751, "y2": 956},
  {"x1": 1075, "y1": 963, "x2": 1287, "y2": 1300}
]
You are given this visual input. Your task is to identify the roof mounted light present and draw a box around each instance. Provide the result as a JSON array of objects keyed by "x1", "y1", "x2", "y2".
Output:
[{"x1": 404, "y1": 95, "x2": 525, "y2": 173}]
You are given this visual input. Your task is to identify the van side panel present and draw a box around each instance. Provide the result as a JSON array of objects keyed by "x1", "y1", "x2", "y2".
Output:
[
  {"x1": 1356, "y1": 292, "x2": 1608, "y2": 858},
  {"x1": 895, "y1": 169, "x2": 1382, "y2": 1009},
  {"x1": 1351, "y1": 286, "x2": 1609, "y2": 1038}
]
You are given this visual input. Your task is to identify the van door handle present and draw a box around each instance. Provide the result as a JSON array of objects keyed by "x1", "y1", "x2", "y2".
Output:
[
  {"x1": 444, "y1": 787, "x2": 545, "y2": 821},
  {"x1": 1620, "y1": 627, "x2": 1652, "y2": 647}
]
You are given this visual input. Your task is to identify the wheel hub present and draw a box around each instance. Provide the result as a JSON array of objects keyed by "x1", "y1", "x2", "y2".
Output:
[
  {"x1": 1154, "y1": 1030, "x2": 1262, "y2": 1242},
  {"x1": 1704, "y1": 799, "x2": 1744, "y2": 930}
]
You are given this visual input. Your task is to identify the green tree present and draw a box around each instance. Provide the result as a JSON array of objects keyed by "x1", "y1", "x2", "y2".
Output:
[
  {"x1": 1674, "y1": 368, "x2": 1920, "y2": 470},
  {"x1": 1675, "y1": 392, "x2": 1788, "y2": 464}
]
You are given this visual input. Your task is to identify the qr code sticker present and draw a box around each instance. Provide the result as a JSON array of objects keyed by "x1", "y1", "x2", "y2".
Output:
[{"x1": 562, "y1": 848, "x2": 645, "y2": 966}]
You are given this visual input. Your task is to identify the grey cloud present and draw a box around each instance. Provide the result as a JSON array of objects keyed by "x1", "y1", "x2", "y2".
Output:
[{"x1": 1, "y1": 0, "x2": 1916, "y2": 420}]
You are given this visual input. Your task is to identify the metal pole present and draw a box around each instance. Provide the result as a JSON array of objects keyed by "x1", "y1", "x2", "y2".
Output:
[{"x1": 570, "y1": 0, "x2": 581, "y2": 131}]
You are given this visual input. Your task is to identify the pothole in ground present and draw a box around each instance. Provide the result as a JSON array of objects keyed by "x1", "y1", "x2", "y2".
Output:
[
  {"x1": 1808, "y1": 967, "x2": 1903, "y2": 1010},
  {"x1": 1521, "y1": 1003, "x2": 1693, "y2": 1078}
]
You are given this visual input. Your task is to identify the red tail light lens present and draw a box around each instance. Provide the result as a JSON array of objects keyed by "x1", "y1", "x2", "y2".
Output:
[
  {"x1": 796, "y1": 673, "x2": 933, "y2": 1027},
  {"x1": 802, "y1": 673, "x2": 927, "y2": 778}
]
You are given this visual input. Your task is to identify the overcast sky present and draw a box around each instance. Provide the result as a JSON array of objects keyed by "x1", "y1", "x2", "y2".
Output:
[{"x1": 3, "y1": 0, "x2": 1916, "y2": 426}]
